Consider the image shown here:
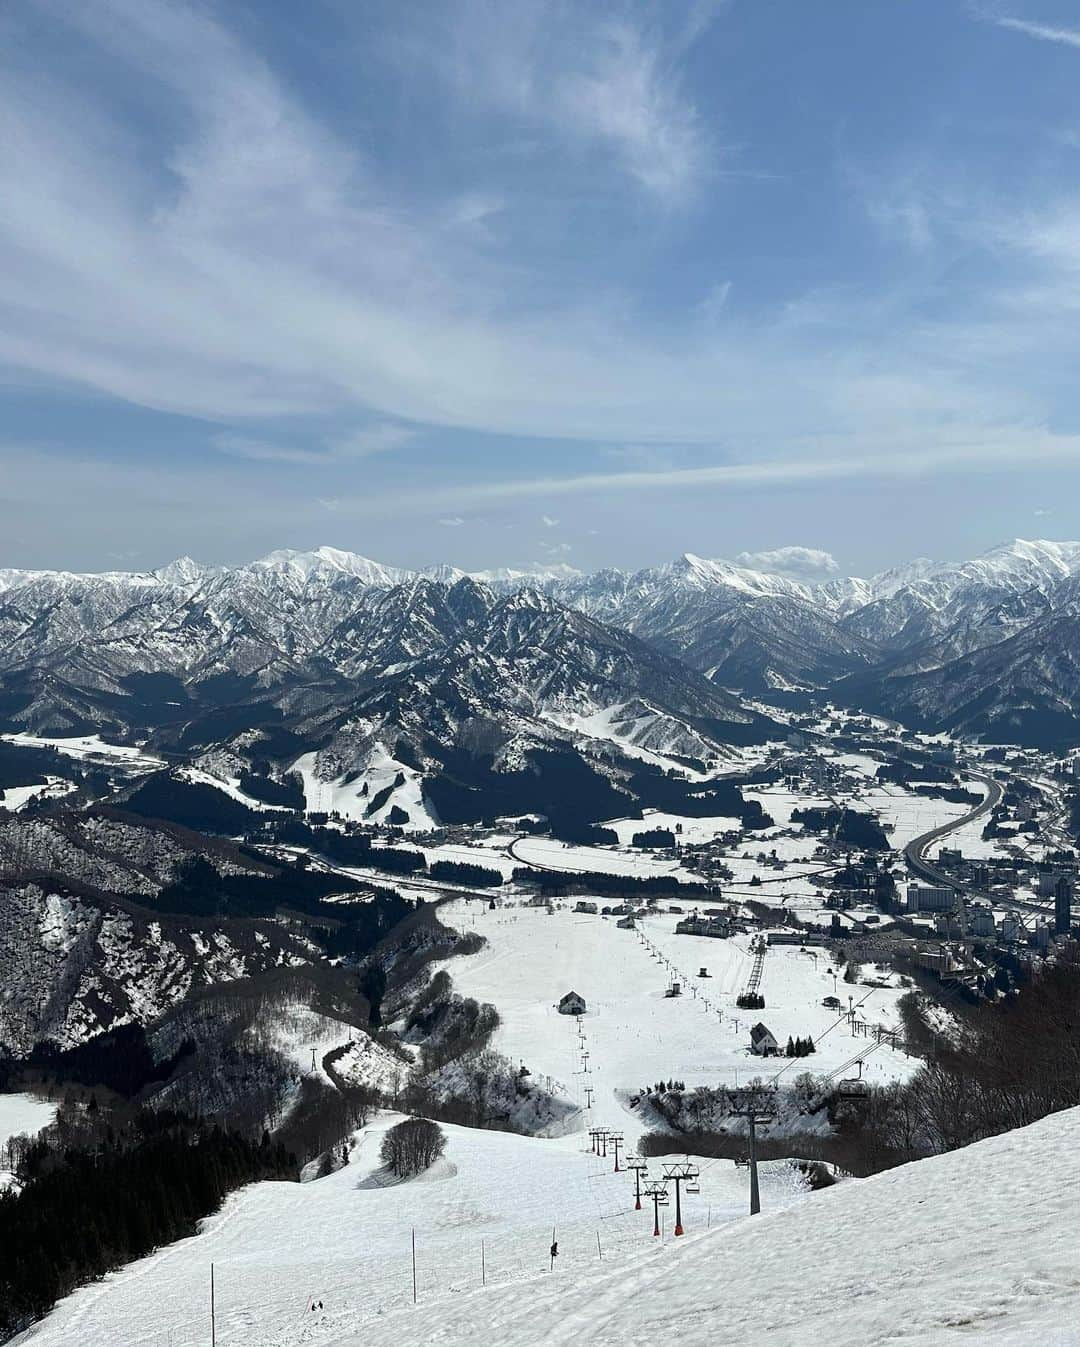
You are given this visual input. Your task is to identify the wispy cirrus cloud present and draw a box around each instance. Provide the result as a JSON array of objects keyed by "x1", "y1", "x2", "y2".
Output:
[
  {"x1": 214, "y1": 423, "x2": 415, "y2": 465},
  {"x1": 991, "y1": 15, "x2": 1080, "y2": 49},
  {"x1": 318, "y1": 427, "x2": 1080, "y2": 519},
  {"x1": 6, "y1": 0, "x2": 1080, "y2": 573},
  {"x1": 0, "y1": 0, "x2": 1061, "y2": 462},
  {"x1": 387, "y1": 0, "x2": 721, "y2": 207}
]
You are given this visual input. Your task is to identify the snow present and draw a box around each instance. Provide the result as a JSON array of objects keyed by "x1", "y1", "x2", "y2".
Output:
[
  {"x1": 177, "y1": 766, "x2": 292, "y2": 813},
  {"x1": 23, "y1": 1094, "x2": 1080, "y2": 1346},
  {"x1": 601, "y1": 810, "x2": 743, "y2": 845},
  {"x1": 439, "y1": 901, "x2": 916, "y2": 1121},
  {"x1": 17, "y1": 1107, "x2": 808, "y2": 1347},
  {"x1": 319, "y1": 1104, "x2": 1080, "y2": 1347},
  {"x1": 246, "y1": 1002, "x2": 366, "y2": 1083},
  {"x1": 292, "y1": 749, "x2": 438, "y2": 831},
  {"x1": 0, "y1": 1092, "x2": 56, "y2": 1190},
  {"x1": 414, "y1": 842, "x2": 519, "y2": 879},
  {"x1": 2, "y1": 732, "x2": 165, "y2": 770},
  {"x1": 859, "y1": 784, "x2": 975, "y2": 852},
  {"x1": 506, "y1": 835, "x2": 699, "y2": 883},
  {"x1": 0, "y1": 1093, "x2": 56, "y2": 1153},
  {"x1": 252, "y1": 547, "x2": 409, "y2": 586},
  {"x1": 744, "y1": 786, "x2": 835, "y2": 827},
  {"x1": 538, "y1": 702, "x2": 719, "y2": 776},
  {"x1": 0, "y1": 778, "x2": 76, "y2": 812}
]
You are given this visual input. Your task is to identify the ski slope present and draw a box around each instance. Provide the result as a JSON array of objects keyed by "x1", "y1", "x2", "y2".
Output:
[
  {"x1": 17, "y1": 1112, "x2": 807, "y2": 1347},
  {"x1": 0, "y1": 779, "x2": 76, "y2": 812},
  {"x1": 442, "y1": 899, "x2": 916, "y2": 1140},
  {"x1": 291, "y1": 749, "x2": 438, "y2": 831},
  {"x1": 323, "y1": 1104, "x2": 1080, "y2": 1347}
]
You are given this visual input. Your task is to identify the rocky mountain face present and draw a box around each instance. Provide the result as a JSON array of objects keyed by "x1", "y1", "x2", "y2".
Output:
[
  {"x1": 540, "y1": 554, "x2": 877, "y2": 691},
  {"x1": 540, "y1": 540, "x2": 1080, "y2": 746},
  {"x1": 838, "y1": 574, "x2": 1080, "y2": 748},
  {"x1": 0, "y1": 811, "x2": 329, "y2": 1055}
]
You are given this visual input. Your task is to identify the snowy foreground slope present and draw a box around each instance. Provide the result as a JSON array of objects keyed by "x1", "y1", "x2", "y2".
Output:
[
  {"x1": 15, "y1": 1114, "x2": 806, "y2": 1347},
  {"x1": 329, "y1": 1107, "x2": 1080, "y2": 1347},
  {"x1": 20, "y1": 1106, "x2": 1080, "y2": 1347}
]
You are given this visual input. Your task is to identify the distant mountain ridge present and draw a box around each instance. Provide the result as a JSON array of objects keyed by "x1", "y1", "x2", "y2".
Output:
[
  {"x1": 0, "y1": 559, "x2": 783, "y2": 831},
  {"x1": 2, "y1": 537, "x2": 1080, "y2": 755}
]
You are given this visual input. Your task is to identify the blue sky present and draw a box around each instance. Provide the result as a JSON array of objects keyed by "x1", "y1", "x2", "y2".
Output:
[{"x1": 4, "y1": 0, "x2": 1080, "y2": 578}]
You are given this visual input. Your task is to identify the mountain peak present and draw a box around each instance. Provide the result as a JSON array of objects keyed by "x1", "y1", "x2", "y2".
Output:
[
  {"x1": 252, "y1": 546, "x2": 406, "y2": 584},
  {"x1": 153, "y1": 556, "x2": 209, "y2": 585}
]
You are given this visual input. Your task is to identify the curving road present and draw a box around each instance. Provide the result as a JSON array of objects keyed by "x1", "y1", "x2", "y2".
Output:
[
  {"x1": 901, "y1": 768, "x2": 1065, "y2": 918},
  {"x1": 903, "y1": 768, "x2": 1003, "y2": 890}
]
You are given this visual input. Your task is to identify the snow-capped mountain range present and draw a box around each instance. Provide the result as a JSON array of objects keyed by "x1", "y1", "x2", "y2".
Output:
[{"x1": 1, "y1": 539, "x2": 1079, "y2": 779}]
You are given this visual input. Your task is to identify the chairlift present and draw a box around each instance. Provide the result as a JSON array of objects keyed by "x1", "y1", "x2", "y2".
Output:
[
  {"x1": 837, "y1": 1078, "x2": 869, "y2": 1100},
  {"x1": 685, "y1": 1181, "x2": 701, "y2": 1194}
]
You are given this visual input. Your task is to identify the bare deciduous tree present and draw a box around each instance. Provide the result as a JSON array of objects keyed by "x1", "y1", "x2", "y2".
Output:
[{"x1": 380, "y1": 1118, "x2": 446, "y2": 1177}]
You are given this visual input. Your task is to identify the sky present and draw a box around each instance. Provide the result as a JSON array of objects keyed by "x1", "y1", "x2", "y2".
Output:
[{"x1": 4, "y1": 0, "x2": 1080, "y2": 579}]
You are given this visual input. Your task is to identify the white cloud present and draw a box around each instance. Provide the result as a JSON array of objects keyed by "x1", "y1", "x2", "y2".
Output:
[
  {"x1": 332, "y1": 424, "x2": 417, "y2": 457},
  {"x1": 698, "y1": 280, "x2": 732, "y2": 322},
  {"x1": 438, "y1": 516, "x2": 466, "y2": 527},
  {"x1": 993, "y1": 16, "x2": 1080, "y2": 49},
  {"x1": 0, "y1": 0, "x2": 1075, "y2": 491},
  {"x1": 540, "y1": 514, "x2": 560, "y2": 527},
  {"x1": 734, "y1": 545, "x2": 839, "y2": 579}
]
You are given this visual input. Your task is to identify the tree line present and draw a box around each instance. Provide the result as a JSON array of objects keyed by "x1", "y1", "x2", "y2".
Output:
[{"x1": 0, "y1": 1101, "x2": 295, "y2": 1339}]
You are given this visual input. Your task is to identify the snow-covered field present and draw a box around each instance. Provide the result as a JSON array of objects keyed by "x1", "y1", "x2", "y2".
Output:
[
  {"x1": 507, "y1": 835, "x2": 699, "y2": 882},
  {"x1": 861, "y1": 783, "x2": 977, "y2": 851},
  {"x1": 413, "y1": 841, "x2": 520, "y2": 880},
  {"x1": 0, "y1": 1093, "x2": 56, "y2": 1154},
  {"x1": 18, "y1": 1112, "x2": 808, "y2": 1347},
  {"x1": 744, "y1": 786, "x2": 835, "y2": 828},
  {"x1": 0, "y1": 1092, "x2": 57, "y2": 1190},
  {"x1": 0, "y1": 778, "x2": 76, "y2": 812},
  {"x1": 1, "y1": 732, "x2": 165, "y2": 770},
  {"x1": 601, "y1": 810, "x2": 743, "y2": 845}
]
